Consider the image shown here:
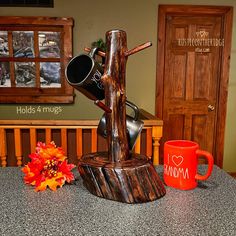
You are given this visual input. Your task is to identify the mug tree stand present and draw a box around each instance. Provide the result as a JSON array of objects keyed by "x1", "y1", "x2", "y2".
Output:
[{"x1": 78, "y1": 30, "x2": 166, "y2": 203}]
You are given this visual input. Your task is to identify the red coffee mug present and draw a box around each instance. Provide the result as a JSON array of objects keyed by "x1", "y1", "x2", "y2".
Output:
[{"x1": 164, "y1": 140, "x2": 214, "y2": 190}]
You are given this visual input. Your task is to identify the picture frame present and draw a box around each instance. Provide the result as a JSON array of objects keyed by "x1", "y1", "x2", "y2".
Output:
[{"x1": 0, "y1": 16, "x2": 74, "y2": 103}]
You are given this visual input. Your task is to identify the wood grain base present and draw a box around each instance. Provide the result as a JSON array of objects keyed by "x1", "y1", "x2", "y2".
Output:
[{"x1": 78, "y1": 152, "x2": 166, "y2": 203}]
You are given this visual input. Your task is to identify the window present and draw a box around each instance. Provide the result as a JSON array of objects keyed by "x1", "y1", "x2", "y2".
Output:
[{"x1": 0, "y1": 16, "x2": 74, "y2": 103}]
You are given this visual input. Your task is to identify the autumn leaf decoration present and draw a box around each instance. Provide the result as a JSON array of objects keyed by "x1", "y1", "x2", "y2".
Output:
[{"x1": 22, "y1": 141, "x2": 75, "y2": 191}]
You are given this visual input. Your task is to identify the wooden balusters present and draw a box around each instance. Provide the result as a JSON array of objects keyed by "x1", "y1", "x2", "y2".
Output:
[
  {"x1": 30, "y1": 128, "x2": 37, "y2": 154},
  {"x1": 14, "y1": 128, "x2": 22, "y2": 166},
  {"x1": 0, "y1": 128, "x2": 7, "y2": 167},
  {"x1": 45, "y1": 128, "x2": 52, "y2": 144},
  {"x1": 134, "y1": 135, "x2": 141, "y2": 154},
  {"x1": 76, "y1": 128, "x2": 83, "y2": 160},
  {"x1": 134, "y1": 128, "x2": 152, "y2": 160},
  {"x1": 146, "y1": 128, "x2": 153, "y2": 158},
  {"x1": 61, "y1": 128, "x2": 67, "y2": 155},
  {"x1": 0, "y1": 117, "x2": 163, "y2": 166},
  {"x1": 91, "y1": 128, "x2": 97, "y2": 153},
  {"x1": 152, "y1": 126, "x2": 163, "y2": 166}
]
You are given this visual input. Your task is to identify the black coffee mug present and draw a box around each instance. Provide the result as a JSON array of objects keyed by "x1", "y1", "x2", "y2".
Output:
[
  {"x1": 65, "y1": 47, "x2": 104, "y2": 101},
  {"x1": 97, "y1": 100, "x2": 144, "y2": 150}
]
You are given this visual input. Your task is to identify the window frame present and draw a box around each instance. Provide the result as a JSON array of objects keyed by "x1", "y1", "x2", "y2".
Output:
[{"x1": 0, "y1": 16, "x2": 74, "y2": 104}]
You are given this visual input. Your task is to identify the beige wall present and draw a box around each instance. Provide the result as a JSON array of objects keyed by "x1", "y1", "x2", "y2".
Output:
[{"x1": 0, "y1": 0, "x2": 235, "y2": 171}]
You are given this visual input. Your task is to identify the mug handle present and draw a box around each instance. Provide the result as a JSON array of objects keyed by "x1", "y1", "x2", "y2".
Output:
[
  {"x1": 195, "y1": 150, "x2": 214, "y2": 181},
  {"x1": 89, "y1": 47, "x2": 100, "y2": 58},
  {"x1": 125, "y1": 100, "x2": 139, "y2": 121},
  {"x1": 95, "y1": 99, "x2": 140, "y2": 120}
]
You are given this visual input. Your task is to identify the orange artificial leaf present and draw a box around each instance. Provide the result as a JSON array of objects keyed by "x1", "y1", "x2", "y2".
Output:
[
  {"x1": 22, "y1": 141, "x2": 75, "y2": 191},
  {"x1": 35, "y1": 174, "x2": 64, "y2": 192}
]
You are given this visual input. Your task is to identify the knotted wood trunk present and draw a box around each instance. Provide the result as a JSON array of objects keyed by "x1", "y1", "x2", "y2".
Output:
[
  {"x1": 78, "y1": 29, "x2": 166, "y2": 203},
  {"x1": 102, "y1": 30, "x2": 129, "y2": 162}
]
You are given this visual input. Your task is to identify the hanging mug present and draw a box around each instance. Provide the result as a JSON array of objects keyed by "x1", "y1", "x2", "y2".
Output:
[
  {"x1": 97, "y1": 100, "x2": 144, "y2": 150},
  {"x1": 65, "y1": 47, "x2": 104, "y2": 101}
]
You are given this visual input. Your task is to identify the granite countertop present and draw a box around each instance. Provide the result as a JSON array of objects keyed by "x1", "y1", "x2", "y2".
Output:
[{"x1": 0, "y1": 165, "x2": 235, "y2": 236}]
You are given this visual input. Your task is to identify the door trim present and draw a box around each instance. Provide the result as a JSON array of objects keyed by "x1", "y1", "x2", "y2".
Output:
[{"x1": 156, "y1": 5, "x2": 233, "y2": 167}]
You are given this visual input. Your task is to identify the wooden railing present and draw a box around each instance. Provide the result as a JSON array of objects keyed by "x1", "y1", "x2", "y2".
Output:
[{"x1": 0, "y1": 109, "x2": 163, "y2": 167}]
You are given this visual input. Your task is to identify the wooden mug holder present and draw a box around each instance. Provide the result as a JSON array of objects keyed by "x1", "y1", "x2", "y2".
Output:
[{"x1": 78, "y1": 30, "x2": 166, "y2": 203}]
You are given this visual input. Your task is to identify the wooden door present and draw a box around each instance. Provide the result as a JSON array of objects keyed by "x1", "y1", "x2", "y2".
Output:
[{"x1": 156, "y1": 6, "x2": 233, "y2": 167}]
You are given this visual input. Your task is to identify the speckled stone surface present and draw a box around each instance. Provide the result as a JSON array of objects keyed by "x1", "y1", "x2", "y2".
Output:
[{"x1": 0, "y1": 165, "x2": 235, "y2": 236}]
